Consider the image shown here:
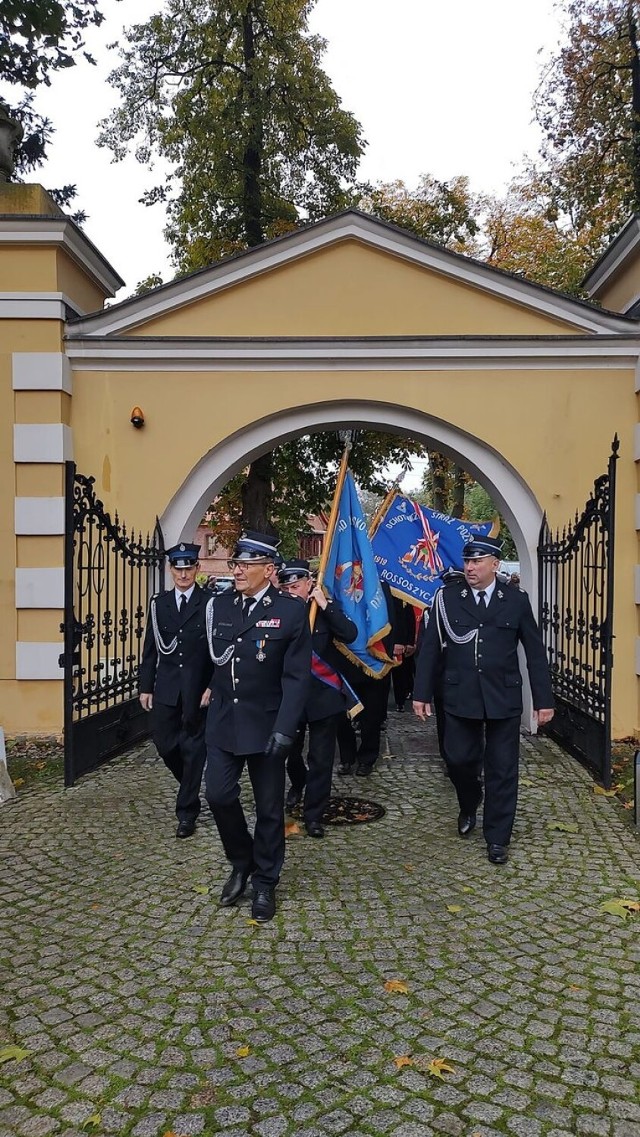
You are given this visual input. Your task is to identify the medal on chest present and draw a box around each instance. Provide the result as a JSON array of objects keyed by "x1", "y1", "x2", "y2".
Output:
[{"x1": 256, "y1": 639, "x2": 266, "y2": 662}]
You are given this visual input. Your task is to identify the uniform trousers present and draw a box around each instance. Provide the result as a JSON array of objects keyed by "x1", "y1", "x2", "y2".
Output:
[
  {"x1": 287, "y1": 728, "x2": 307, "y2": 794},
  {"x1": 444, "y1": 712, "x2": 521, "y2": 846},
  {"x1": 303, "y1": 713, "x2": 341, "y2": 823},
  {"x1": 151, "y1": 697, "x2": 206, "y2": 823},
  {"x1": 337, "y1": 674, "x2": 390, "y2": 769},
  {"x1": 391, "y1": 655, "x2": 415, "y2": 710},
  {"x1": 204, "y1": 743, "x2": 286, "y2": 890}
]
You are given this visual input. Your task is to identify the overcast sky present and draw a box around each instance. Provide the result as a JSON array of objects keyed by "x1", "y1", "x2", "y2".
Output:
[{"x1": 24, "y1": 0, "x2": 564, "y2": 295}]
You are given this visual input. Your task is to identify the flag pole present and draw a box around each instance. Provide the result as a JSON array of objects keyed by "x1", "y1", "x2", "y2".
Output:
[
  {"x1": 309, "y1": 432, "x2": 354, "y2": 632},
  {"x1": 368, "y1": 483, "x2": 400, "y2": 538}
]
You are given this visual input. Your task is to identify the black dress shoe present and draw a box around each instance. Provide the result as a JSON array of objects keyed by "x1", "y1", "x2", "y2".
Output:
[
  {"x1": 176, "y1": 820, "x2": 196, "y2": 839},
  {"x1": 487, "y1": 844, "x2": 509, "y2": 865},
  {"x1": 356, "y1": 763, "x2": 372, "y2": 777},
  {"x1": 337, "y1": 763, "x2": 354, "y2": 776},
  {"x1": 252, "y1": 888, "x2": 276, "y2": 922},
  {"x1": 395, "y1": 703, "x2": 405, "y2": 713},
  {"x1": 457, "y1": 812, "x2": 476, "y2": 837},
  {"x1": 305, "y1": 820, "x2": 324, "y2": 838},
  {"x1": 285, "y1": 787, "x2": 303, "y2": 810},
  {"x1": 219, "y1": 866, "x2": 251, "y2": 907}
]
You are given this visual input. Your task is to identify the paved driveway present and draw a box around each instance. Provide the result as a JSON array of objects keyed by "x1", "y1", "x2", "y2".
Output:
[{"x1": 1, "y1": 714, "x2": 639, "y2": 1137}]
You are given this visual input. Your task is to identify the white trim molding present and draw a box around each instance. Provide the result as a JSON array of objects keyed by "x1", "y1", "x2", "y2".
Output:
[
  {"x1": 15, "y1": 568, "x2": 65, "y2": 609},
  {"x1": 13, "y1": 424, "x2": 73, "y2": 463},
  {"x1": 65, "y1": 334, "x2": 640, "y2": 373},
  {"x1": 13, "y1": 352, "x2": 72, "y2": 393},
  {"x1": 0, "y1": 292, "x2": 71, "y2": 320},
  {"x1": 0, "y1": 218, "x2": 124, "y2": 297},
  {"x1": 66, "y1": 211, "x2": 639, "y2": 338},
  {"x1": 636, "y1": 637, "x2": 640, "y2": 677},
  {"x1": 16, "y1": 642, "x2": 63, "y2": 681},
  {"x1": 15, "y1": 497, "x2": 65, "y2": 535},
  {"x1": 635, "y1": 424, "x2": 640, "y2": 461},
  {"x1": 635, "y1": 566, "x2": 640, "y2": 605}
]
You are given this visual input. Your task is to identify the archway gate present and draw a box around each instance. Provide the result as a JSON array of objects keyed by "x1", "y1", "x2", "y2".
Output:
[
  {"x1": 59, "y1": 462, "x2": 164, "y2": 786},
  {"x1": 537, "y1": 439, "x2": 618, "y2": 788}
]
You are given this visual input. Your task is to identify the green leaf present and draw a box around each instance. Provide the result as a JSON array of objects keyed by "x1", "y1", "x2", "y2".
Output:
[
  {"x1": 0, "y1": 1046, "x2": 31, "y2": 1065},
  {"x1": 192, "y1": 884, "x2": 209, "y2": 895},
  {"x1": 599, "y1": 898, "x2": 640, "y2": 921},
  {"x1": 546, "y1": 821, "x2": 579, "y2": 833}
]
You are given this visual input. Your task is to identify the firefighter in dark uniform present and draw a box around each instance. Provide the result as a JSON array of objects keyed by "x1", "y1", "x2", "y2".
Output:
[
  {"x1": 413, "y1": 535, "x2": 554, "y2": 864},
  {"x1": 139, "y1": 542, "x2": 213, "y2": 838},
  {"x1": 278, "y1": 559, "x2": 358, "y2": 838},
  {"x1": 204, "y1": 531, "x2": 311, "y2": 923}
]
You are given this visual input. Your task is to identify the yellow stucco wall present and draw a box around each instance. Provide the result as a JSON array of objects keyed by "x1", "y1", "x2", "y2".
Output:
[
  {"x1": 68, "y1": 362, "x2": 637, "y2": 737},
  {"x1": 132, "y1": 241, "x2": 578, "y2": 338},
  {"x1": 596, "y1": 259, "x2": 640, "y2": 314},
  {"x1": 56, "y1": 250, "x2": 110, "y2": 316},
  {"x1": 2, "y1": 211, "x2": 639, "y2": 745}
]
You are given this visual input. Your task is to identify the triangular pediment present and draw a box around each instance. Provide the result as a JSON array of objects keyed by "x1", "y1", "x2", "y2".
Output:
[{"x1": 67, "y1": 211, "x2": 636, "y2": 340}]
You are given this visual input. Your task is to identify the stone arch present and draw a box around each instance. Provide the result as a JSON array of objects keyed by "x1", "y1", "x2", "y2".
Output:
[{"x1": 160, "y1": 400, "x2": 542, "y2": 594}]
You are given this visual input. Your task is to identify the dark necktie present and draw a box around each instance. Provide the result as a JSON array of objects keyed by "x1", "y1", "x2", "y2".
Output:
[
  {"x1": 477, "y1": 590, "x2": 487, "y2": 610},
  {"x1": 243, "y1": 597, "x2": 255, "y2": 618},
  {"x1": 179, "y1": 592, "x2": 188, "y2": 616}
]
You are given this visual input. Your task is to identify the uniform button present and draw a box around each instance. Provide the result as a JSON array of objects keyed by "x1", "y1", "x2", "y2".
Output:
[
  {"x1": 237, "y1": 637, "x2": 242, "y2": 643},
  {"x1": 478, "y1": 638, "x2": 483, "y2": 643},
  {"x1": 233, "y1": 698, "x2": 238, "y2": 704},
  {"x1": 235, "y1": 657, "x2": 240, "y2": 662},
  {"x1": 479, "y1": 623, "x2": 484, "y2": 628},
  {"x1": 478, "y1": 668, "x2": 482, "y2": 672},
  {"x1": 179, "y1": 664, "x2": 183, "y2": 669}
]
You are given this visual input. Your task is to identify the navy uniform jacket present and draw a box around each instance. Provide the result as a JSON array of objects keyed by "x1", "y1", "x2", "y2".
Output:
[
  {"x1": 414, "y1": 579, "x2": 554, "y2": 719},
  {"x1": 139, "y1": 584, "x2": 214, "y2": 722},
  {"x1": 206, "y1": 584, "x2": 311, "y2": 754},
  {"x1": 305, "y1": 601, "x2": 358, "y2": 722}
]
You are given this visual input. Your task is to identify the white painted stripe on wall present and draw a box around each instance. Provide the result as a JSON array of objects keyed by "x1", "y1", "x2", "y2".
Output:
[
  {"x1": 13, "y1": 353, "x2": 72, "y2": 393},
  {"x1": 16, "y1": 642, "x2": 63, "y2": 680},
  {"x1": 635, "y1": 423, "x2": 640, "y2": 460},
  {"x1": 15, "y1": 568, "x2": 65, "y2": 609},
  {"x1": 13, "y1": 424, "x2": 73, "y2": 463},
  {"x1": 636, "y1": 495, "x2": 640, "y2": 530},
  {"x1": 15, "y1": 497, "x2": 65, "y2": 535},
  {"x1": 636, "y1": 637, "x2": 640, "y2": 677},
  {"x1": 635, "y1": 567, "x2": 640, "y2": 605}
]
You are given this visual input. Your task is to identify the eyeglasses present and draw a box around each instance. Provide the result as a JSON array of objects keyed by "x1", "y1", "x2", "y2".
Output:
[{"x1": 227, "y1": 558, "x2": 272, "y2": 569}]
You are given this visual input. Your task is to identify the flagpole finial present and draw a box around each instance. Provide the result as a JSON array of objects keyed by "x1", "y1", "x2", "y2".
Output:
[{"x1": 337, "y1": 429, "x2": 357, "y2": 451}]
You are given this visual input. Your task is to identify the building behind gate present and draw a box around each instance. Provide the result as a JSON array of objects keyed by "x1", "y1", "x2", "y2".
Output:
[{"x1": 2, "y1": 182, "x2": 640, "y2": 748}]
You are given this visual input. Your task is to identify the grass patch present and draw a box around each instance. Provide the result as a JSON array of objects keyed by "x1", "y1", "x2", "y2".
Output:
[{"x1": 4, "y1": 734, "x2": 64, "y2": 791}]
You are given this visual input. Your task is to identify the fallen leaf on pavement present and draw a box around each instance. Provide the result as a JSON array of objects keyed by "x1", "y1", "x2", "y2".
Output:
[
  {"x1": 246, "y1": 919, "x2": 261, "y2": 927},
  {"x1": 12, "y1": 778, "x2": 24, "y2": 788},
  {"x1": 82, "y1": 1115, "x2": 101, "y2": 1130},
  {"x1": 599, "y1": 898, "x2": 640, "y2": 920},
  {"x1": 546, "y1": 821, "x2": 579, "y2": 833},
  {"x1": 424, "y1": 1057, "x2": 455, "y2": 1080},
  {"x1": 285, "y1": 821, "x2": 301, "y2": 837},
  {"x1": 446, "y1": 904, "x2": 462, "y2": 913},
  {"x1": 520, "y1": 778, "x2": 534, "y2": 787},
  {"x1": 393, "y1": 1055, "x2": 413, "y2": 1069},
  {"x1": 192, "y1": 885, "x2": 209, "y2": 895},
  {"x1": 593, "y1": 784, "x2": 623, "y2": 797},
  {"x1": 236, "y1": 1046, "x2": 250, "y2": 1057},
  {"x1": 384, "y1": 980, "x2": 408, "y2": 994},
  {"x1": 0, "y1": 1046, "x2": 31, "y2": 1066},
  {"x1": 403, "y1": 864, "x2": 415, "y2": 872}
]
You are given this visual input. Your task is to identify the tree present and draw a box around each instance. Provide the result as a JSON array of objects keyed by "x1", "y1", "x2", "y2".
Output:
[
  {"x1": 360, "y1": 174, "x2": 481, "y2": 254},
  {"x1": 99, "y1": 0, "x2": 365, "y2": 270},
  {"x1": 1, "y1": 1, "x2": 105, "y2": 215},
  {"x1": 533, "y1": 0, "x2": 640, "y2": 244}
]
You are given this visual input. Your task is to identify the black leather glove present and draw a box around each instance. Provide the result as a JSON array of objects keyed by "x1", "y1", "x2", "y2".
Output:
[{"x1": 264, "y1": 732, "x2": 294, "y2": 760}]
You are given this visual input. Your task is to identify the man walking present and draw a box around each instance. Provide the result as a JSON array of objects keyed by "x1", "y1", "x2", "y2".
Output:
[
  {"x1": 139, "y1": 543, "x2": 212, "y2": 838},
  {"x1": 204, "y1": 531, "x2": 311, "y2": 922},
  {"x1": 412, "y1": 536, "x2": 554, "y2": 864},
  {"x1": 278, "y1": 559, "x2": 357, "y2": 838}
]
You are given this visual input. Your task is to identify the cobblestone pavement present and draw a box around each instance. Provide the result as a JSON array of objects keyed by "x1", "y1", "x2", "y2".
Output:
[{"x1": 1, "y1": 712, "x2": 640, "y2": 1137}]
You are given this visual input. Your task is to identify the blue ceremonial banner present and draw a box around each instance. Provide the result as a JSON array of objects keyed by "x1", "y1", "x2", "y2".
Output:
[
  {"x1": 370, "y1": 492, "x2": 496, "y2": 609},
  {"x1": 324, "y1": 471, "x2": 394, "y2": 678}
]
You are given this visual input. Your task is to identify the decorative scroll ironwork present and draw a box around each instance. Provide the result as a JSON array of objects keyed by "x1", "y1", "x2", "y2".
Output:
[
  {"x1": 60, "y1": 462, "x2": 165, "y2": 786},
  {"x1": 537, "y1": 437, "x2": 618, "y2": 787}
]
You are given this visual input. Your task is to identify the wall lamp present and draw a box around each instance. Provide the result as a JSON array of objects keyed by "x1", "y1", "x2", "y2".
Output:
[{"x1": 130, "y1": 406, "x2": 145, "y2": 429}]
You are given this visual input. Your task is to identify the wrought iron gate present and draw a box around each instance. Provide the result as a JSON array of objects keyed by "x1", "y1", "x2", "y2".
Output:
[
  {"x1": 60, "y1": 463, "x2": 165, "y2": 786},
  {"x1": 537, "y1": 437, "x2": 618, "y2": 787}
]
